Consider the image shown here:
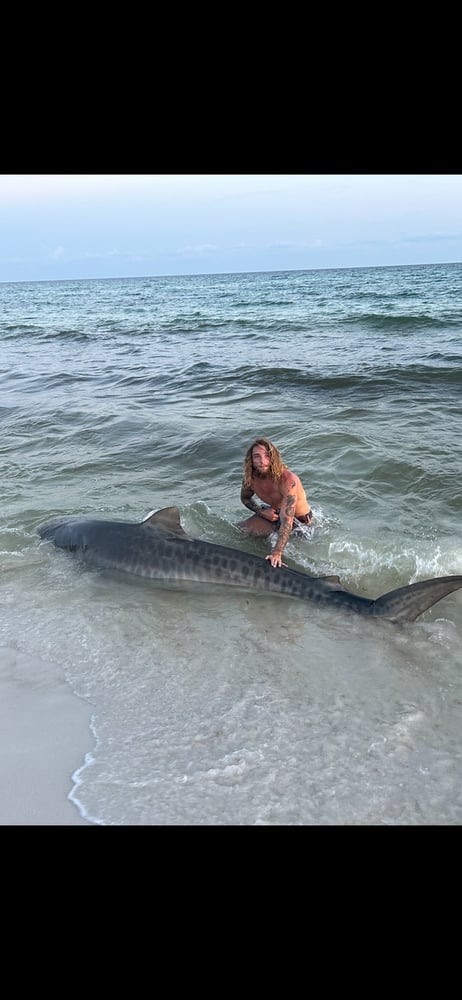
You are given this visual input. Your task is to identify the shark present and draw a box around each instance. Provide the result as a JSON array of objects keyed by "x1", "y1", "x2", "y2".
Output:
[{"x1": 37, "y1": 505, "x2": 462, "y2": 623}]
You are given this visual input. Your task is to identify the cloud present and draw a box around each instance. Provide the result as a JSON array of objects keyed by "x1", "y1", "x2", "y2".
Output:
[{"x1": 174, "y1": 244, "x2": 218, "y2": 257}]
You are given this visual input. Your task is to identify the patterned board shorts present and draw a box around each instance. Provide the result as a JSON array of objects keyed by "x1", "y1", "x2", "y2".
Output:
[{"x1": 273, "y1": 511, "x2": 313, "y2": 531}]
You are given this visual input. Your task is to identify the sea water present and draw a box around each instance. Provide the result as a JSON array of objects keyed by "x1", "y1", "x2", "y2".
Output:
[{"x1": 1, "y1": 262, "x2": 461, "y2": 824}]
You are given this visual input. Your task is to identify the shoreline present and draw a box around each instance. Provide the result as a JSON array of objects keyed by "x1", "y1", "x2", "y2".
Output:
[{"x1": 0, "y1": 646, "x2": 94, "y2": 826}]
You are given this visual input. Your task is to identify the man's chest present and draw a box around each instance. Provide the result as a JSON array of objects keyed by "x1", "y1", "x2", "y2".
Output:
[{"x1": 251, "y1": 477, "x2": 283, "y2": 506}]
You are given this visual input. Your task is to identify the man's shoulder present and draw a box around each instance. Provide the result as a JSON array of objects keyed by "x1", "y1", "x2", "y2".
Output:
[{"x1": 281, "y1": 467, "x2": 300, "y2": 485}]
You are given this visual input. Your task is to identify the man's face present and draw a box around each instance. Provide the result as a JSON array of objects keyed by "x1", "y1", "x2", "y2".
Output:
[{"x1": 252, "y1": 445, "x2": 271, "y2": 475}]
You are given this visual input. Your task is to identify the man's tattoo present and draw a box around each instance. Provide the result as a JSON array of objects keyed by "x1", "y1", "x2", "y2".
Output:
[
  {"x1": 241, "y1": 484, "x2": 260, "y2": 514},
  {"x1": 276, "y1": 494, "x2": 295, "y2": 552}
]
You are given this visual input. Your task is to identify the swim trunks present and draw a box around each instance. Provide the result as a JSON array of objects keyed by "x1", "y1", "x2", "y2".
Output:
[{"x1": 273, "y1": 511, "x2": 313, "y2": 531}]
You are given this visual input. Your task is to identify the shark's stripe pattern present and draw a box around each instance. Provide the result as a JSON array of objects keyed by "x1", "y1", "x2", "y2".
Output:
[{"x1": 38, "y1": 506, "x2": 462, "y2": 623}]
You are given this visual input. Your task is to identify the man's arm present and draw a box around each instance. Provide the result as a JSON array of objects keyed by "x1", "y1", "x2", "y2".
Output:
[
  {"x1": 240, "y1": 482, "x2": 263, "y2": 515},
  {"x1": 265, "y1": 477, "x2": 297, "y2": 568}
]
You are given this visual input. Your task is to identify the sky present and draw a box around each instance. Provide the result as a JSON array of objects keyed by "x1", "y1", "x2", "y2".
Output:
[{"x1": 0, "y1": 174, "x2": 461, "y2": 283}]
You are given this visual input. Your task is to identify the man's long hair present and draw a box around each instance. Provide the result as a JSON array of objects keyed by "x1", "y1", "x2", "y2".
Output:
[{"x1": 243, "y1": 438, "x2": 287, "y2": 487}]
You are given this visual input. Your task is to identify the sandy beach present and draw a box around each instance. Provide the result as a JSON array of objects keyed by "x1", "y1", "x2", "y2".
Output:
[{"x1": 0, "y1": 646, "x2": 93, "y2": 826}]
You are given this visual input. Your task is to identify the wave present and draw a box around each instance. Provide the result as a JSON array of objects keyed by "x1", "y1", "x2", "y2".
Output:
[{"x1": 344, "y1": 312, "x2": 462, "y2": 330}]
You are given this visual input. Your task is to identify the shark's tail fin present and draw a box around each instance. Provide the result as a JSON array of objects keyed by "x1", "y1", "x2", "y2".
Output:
[{"x1": 371, "y1": 575, "x2": 462, "y2": 622}]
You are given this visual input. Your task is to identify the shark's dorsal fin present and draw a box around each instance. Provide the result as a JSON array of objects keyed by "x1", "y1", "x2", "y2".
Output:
[{"x1": 142, "y1": 506, "x2": 190, "y2": 537}]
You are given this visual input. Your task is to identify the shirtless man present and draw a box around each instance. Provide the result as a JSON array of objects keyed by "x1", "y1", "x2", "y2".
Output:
[{"x1": 238, "y1": 437, "x2": 313, "y2": 568}]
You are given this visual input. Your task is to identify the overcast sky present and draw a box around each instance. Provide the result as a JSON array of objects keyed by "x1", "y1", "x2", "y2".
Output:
[{"x1": 0, "y1": 174, "x2": 461, "y2": 282}]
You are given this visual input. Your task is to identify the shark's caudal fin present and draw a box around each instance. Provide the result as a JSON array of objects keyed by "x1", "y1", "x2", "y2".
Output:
[{"x1": 372, "y1": 575, "x2": 462, "y2": 622}]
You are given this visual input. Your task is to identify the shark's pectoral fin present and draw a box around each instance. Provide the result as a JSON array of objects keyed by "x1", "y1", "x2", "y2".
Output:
[
  {"x1": 142, "y1": 505, "x2": 191, "y2": 538},
  {"x1": 318, "y1": 575, "x2": 352, "y2": 593}
]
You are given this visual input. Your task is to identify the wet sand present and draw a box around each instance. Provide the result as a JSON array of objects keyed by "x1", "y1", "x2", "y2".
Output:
[{"x1": 0, "y1": 646, "x2": 93, "y2": 826}]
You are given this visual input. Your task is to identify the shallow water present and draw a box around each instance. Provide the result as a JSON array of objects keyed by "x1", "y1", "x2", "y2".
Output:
[{"x1": 1, "y1": 262, "x2": 462, "y2": 824}]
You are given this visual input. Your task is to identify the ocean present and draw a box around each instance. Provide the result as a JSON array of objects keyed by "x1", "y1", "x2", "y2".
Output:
[{"x1": 1, "y1": 262, "x2": 462, "y2": 825}]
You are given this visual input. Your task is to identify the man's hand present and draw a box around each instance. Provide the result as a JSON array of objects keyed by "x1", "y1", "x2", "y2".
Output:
[
  {"x1": 265, "y1": 551, "x2": 287, "y2": 568},
  {"x1": 260, "y1": 507, "x2": 279, "y2": 522}
]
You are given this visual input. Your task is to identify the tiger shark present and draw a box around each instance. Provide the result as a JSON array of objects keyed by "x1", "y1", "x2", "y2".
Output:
[{"x1": 38, "y1": 505, "x2": 462, "y2": 623}]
